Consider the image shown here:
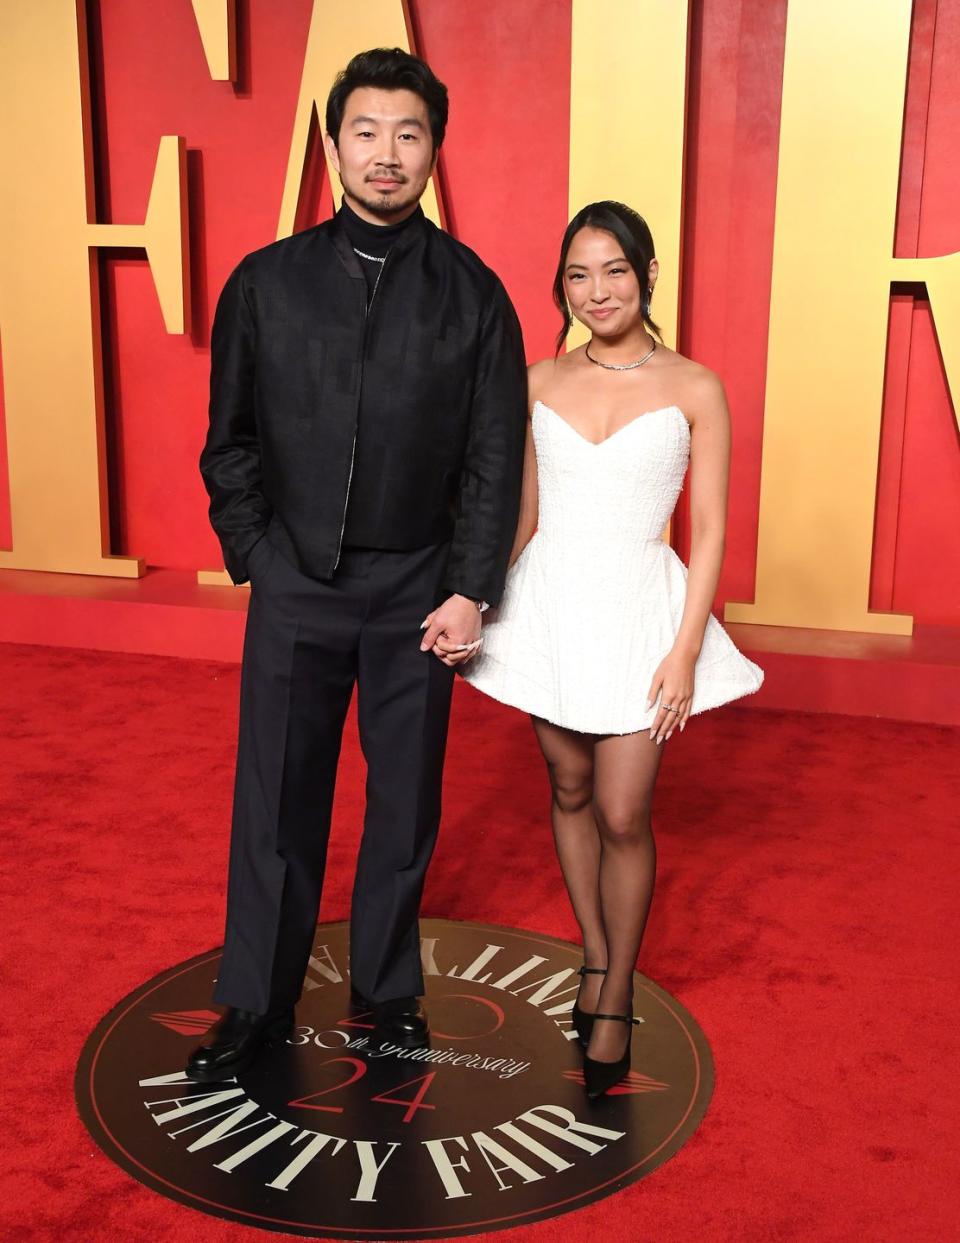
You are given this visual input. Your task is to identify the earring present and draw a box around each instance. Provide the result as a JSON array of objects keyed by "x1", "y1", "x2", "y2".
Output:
[{"x1": 643, "y1": 286, "x2": 653, "y2": 318}]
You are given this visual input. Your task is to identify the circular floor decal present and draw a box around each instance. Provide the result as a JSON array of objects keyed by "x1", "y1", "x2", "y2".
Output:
[{"x1": 76, "y1": 919, "x2": 713, "y2": 1237}]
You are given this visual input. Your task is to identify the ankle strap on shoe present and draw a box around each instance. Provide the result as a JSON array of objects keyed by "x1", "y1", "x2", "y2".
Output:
[
  {"x1": 591, "y1": 1012, "x2": 641, "y2": 1026},
  {"x1": 577, "y1": 966, "x2": 608, "y2": 977}
]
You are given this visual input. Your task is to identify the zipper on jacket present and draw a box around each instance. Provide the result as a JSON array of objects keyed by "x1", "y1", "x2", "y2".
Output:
[{"x1": 332, "y1": 253, "x2": 389, "y2": 572}]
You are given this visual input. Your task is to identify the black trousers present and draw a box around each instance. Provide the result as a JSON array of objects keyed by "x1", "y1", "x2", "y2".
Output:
[{"x1": 213, "y1": 529, "x2": 455, "y2": 1014}]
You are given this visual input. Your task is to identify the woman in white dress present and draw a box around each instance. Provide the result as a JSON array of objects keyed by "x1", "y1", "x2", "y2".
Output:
[{"x1": 433, "y1": 201, "x2": 763, "y2": 1097}]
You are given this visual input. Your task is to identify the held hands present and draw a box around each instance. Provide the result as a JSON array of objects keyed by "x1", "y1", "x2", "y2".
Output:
[
  {"x1": 646, "y1": 646, "x2": 697, "y2": 743},
  {"x1": 420, "y1": 595, "x2": 483, "y2": 668}
]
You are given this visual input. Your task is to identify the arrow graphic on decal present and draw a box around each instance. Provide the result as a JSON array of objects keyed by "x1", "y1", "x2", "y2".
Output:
[
  {"x1": 150, "y1": 1009, "x2": 220, "y2": 1036},
  {"x1": 561, "y1": 1068, "x2": 669, "y2": 1095}
]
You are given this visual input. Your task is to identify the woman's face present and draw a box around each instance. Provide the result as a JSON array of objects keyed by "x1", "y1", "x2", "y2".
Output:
[{"x1": 562, "y1": 226, "x2": 646, "y2": 338}]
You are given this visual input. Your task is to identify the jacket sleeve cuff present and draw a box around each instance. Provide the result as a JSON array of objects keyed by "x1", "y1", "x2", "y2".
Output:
[{"x1": 223, "y1": 529, "x2": 270, "y2": 585}]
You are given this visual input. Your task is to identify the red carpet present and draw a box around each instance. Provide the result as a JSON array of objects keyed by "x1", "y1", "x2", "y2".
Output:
[{"x1": 2, "y1": 641, "x2": 957, "y2": 1241}]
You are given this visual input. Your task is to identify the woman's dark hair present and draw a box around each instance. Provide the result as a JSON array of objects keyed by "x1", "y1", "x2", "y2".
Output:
[
  {"x1": 325, "y1": 48, "x2": 449, "y2": 153},
  {"x1": 552, "y1": 201, "x2": 661, "y2": 353}
]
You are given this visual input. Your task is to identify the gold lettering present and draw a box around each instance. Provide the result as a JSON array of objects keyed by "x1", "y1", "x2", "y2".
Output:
[
  {"x1": 0, "y1": 1, "x2": 188, "y2": 576},
  {"x1": 4, "y1": 2, "x2": 950, "y2": 621},
  {"x1": 568, "y1": 0, "x2": 689, "y2": 351},
  {"x1": 277, "y1": 0, "x2": 442, "y2": 241},
  {"x1": 724, "y1": 0, "x2": 937, "y2": 634},
  {"x1": 891, "y1": 255, "x2": 960, "y2": 429},
  {"x1": 568, "y1": 2, "x2": 688, "y2": 544},
  {"x1": 190, "y1": 0, "x2": 236, "y2": 82}
]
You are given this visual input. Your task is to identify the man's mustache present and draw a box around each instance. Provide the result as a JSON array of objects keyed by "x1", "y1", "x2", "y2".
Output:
[{"x1": 366, "y1": 170, "x2": 408, "y2": 184}]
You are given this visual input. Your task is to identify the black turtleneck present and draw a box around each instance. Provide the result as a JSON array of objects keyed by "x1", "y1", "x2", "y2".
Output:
[
  {"x1": 338, "y1": 197, "x2": 428, "y2": 550},
  {"x1": 339, "y1": 199, "x2": 422, "y2": 300}
]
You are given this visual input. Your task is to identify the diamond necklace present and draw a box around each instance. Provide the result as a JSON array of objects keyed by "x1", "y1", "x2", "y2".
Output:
[{"x1": 585, "y1": 338, "x2": 656, "y2": 371}]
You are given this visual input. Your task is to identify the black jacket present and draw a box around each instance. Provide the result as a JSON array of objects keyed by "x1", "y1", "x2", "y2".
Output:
[{"x1": 199, "y1": 207, "x2": 527, "y2": 604}]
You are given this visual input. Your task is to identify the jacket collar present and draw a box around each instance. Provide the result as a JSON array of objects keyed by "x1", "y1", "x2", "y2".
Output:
[{"x1": 329, "y1": 202, "x2": 429, "y2": 280}]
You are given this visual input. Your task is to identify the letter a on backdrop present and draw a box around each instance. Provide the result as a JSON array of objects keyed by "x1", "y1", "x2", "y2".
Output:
[
  {"x1": 277, "y1": 0, "x2": 444, "y2": 241},
  {"x1": 197, "y1": 0, "x2": 444, "y2": 585}
]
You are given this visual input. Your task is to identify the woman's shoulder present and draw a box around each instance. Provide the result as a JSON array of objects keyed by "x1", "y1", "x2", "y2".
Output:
[
  {"x1": 527, "y1": 356, "x2": 557, "y2": 388},
  {"x1": 528, "y1": 348, "x2": 585, "y2": 384},
  {"x1": 526, "y1": 352, "x2": 580, "y2": 410},
  {"x1": 658, "y1": 348, "x2": 726, "y2": 409}
]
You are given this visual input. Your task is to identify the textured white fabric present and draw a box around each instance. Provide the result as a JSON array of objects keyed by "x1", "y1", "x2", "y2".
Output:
[{"x1": 461, "y1": 400, "x2": 764, "y2": 734}]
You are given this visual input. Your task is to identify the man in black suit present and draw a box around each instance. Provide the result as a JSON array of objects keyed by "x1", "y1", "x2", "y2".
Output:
[{"x1": 188, "y1": 48, "x2": 526, "y2": 1082}]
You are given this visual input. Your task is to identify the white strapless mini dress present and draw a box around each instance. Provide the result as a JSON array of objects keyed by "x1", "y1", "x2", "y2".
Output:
[{"x1": 461, "y1": 400, "x2": 764, "y2": 735}]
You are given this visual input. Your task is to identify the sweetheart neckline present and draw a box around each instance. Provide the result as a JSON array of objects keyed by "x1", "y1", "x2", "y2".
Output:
[{"x1": 532, "y1": 399, "x2": 688, "y2": 448}]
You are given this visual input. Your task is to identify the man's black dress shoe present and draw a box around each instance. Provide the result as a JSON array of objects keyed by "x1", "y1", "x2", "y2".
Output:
[
  {"x1": 372, "y1": 997, "x2": 429, "y2": 1049},
  {"x1": 185, "y1": 1006, "x2": 294, "y2": 1082}
]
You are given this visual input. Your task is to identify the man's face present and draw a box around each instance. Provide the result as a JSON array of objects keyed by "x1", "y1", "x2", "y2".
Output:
[{"x1": 325, "y1": 87, "x2": 435, "y2": 224}]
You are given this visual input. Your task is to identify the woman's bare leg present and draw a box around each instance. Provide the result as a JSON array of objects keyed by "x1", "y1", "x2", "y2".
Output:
[
  {"x1": 587, "y1": 729, "x2": 663, "y2": 1062},
  {"x1": 531, "y1": 716, "x2": 606, "y2": 1013}
]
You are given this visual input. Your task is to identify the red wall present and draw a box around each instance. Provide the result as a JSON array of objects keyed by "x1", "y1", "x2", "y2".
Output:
[{"x1": 12, "y1": 0, "x2": 960, "y2": 624}]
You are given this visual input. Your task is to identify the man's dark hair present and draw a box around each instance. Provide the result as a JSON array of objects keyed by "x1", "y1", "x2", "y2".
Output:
[{"x1": 325, "y1": 48, "x2": 449, "y2": 152}]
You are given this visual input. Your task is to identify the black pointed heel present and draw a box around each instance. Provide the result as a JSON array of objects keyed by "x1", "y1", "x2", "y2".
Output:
[
  {"x1": 572, "y1": 966, "x2": 607, "y2": 1049},
  {"x1": 583, "y1": 1012, "x2": 641, "y2": 1099}
]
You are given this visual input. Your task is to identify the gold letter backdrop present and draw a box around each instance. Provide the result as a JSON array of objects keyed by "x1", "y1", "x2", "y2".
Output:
[
  {"x1": 568, "y1": 0, "x2": 688, "y2": 354},
  {"x1": 1, "y1": 0, "x2": 957, "y2": 632},
  {"x1": 724, "y1": 0, "x2": 960, "y2": 635},
  {"x1": 568, "y1": 0, "x2": 689, "y2": 551},
  {"x1": 0, "y1": 0, "x2": 189, "y2": 577}
]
